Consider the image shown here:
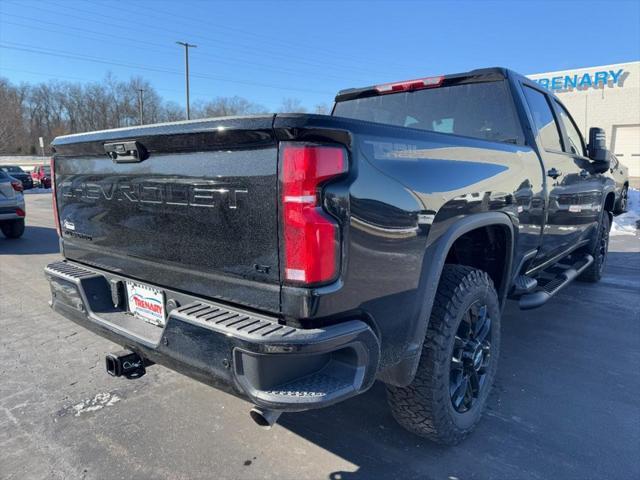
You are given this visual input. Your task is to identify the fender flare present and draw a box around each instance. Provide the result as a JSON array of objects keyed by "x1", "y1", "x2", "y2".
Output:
[
  {"x1": 378, "y1": 211, "x2": 515, "y2": 387},
  {"x1": 601, "y1": 185, "x2": 616, "y2": 214},
  {"x1": 588, "y1": 185, "x2": 616, "y2": 251}
]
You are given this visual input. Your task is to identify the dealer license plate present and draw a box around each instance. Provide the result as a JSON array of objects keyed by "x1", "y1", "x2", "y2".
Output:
[{"x1": 126, "y1": 282, "x2": 166, "y2": 327}]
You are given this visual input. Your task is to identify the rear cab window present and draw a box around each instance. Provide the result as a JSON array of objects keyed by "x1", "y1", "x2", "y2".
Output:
[{"x1": 333, "y1": 80, "x2": 524, "y2": 145}]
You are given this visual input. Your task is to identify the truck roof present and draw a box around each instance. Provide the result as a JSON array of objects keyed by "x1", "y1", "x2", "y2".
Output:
[{"x1": 334, "y1": 67, "x2": 538, "y2": 102}]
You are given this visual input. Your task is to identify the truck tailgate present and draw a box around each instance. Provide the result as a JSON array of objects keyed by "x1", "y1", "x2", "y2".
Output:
[{"x1": 51, "y1": 116, "x2": 281, "y2": 313}]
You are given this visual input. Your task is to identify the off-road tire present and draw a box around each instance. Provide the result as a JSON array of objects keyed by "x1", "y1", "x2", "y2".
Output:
[
  {"x1": 578, "y1": 212, "x2": 610, "y2": 283},
  {"x1": 386, "y1": 265, "x2": 500, "y2": 445},
  {"x1": 0, "y1": 218, "x2": 25, "y2": 239}
]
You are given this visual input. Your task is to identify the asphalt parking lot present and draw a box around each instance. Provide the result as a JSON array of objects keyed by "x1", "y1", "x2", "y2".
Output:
[{"x1": 1, "y1": 193, "x2": 639, "y2": 480}]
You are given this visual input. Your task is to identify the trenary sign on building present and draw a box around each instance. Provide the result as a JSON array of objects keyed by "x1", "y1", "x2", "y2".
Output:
[
  {"x1": 529, "y1": 62, "x2": 639, "y2": 178},
  {"x1": 534, "y1": 69, "x2": 626, "y2": 91}
]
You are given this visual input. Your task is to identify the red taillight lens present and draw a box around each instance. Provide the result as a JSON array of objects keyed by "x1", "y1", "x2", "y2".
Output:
[
  {"x1": 375, "y1": 75, "x2": 444, "y2": 94},
  {"x1": 10, "y1": 180, "x2": 23, "y2": 192},
  {"x1": 281, "y1": 144, "x2": 347, "y2": 285},
  {"x1": 51, "y1": 157, "x2": 61, "y2": 236}
]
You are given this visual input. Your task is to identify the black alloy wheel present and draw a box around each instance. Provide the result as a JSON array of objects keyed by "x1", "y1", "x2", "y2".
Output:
[
  {"x1": 449, "y1": 302, "x2": 491, "y2": 413},
  {"x1": 620, "y1": 187, "x2": 628, "y2": 213}
]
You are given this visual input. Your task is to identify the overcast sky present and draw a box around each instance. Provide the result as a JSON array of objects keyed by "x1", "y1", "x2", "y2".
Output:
[{"x1": 1, "y1": 0, "x2": 639, "y2": 111}]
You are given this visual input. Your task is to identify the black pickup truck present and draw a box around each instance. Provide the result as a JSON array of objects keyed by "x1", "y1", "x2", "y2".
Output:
[{"x1": 45, "y1": 68, "x2": 616, "y2": 444}]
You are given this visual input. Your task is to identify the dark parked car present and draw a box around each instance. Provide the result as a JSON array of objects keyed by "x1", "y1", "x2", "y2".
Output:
[
  {"x1": 607, "y1": 154, "x2": 629, "y2": 214},
  {"x1": 45, "y1": 67, "x2": 617, "y2": 444},
  {"x1": 0, "y1": 165, "x2": 33, "y2": 189}
]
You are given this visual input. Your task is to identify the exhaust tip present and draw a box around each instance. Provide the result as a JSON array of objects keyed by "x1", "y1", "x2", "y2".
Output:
[{"x1": 249, "y1": 407, "x2": 282, "y2": 429}]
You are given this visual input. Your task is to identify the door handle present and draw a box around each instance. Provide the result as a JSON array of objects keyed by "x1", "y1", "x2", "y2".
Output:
[{"x1": 547, "y1": 168, "x2": 562, "y2": 179}]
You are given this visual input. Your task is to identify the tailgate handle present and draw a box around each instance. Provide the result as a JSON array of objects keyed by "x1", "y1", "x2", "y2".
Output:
[{"x1": 104, "y1": 141, "x2": 148, "y2": 163}]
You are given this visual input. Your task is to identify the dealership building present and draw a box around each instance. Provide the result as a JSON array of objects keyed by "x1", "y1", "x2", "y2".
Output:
[{"x1": 528, "y1": 61, "x2": 639, "y2": 178}]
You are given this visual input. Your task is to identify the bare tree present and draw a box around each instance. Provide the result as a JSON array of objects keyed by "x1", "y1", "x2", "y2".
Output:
[
  {"x1": 0, "y1": 75, "x2": 276, "y2": 154},
  {"x1": 161, "y1": 101, "x2": 186, "y2": 122},
  {"x1": 0, "y1": 79, "x2": 27, "y2": 153},
  {"x1": 314, "y1": 103, "x2": 331, "y2": 115},
  {"x1": 192, "y1": 96, "x2": 267, "y2": 118},
  {"x1": 278, "y1": 97, "x2": 308, "y2": 113}
]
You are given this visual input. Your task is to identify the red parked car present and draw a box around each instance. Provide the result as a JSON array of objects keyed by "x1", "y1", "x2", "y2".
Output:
[{"x1": 31, "y1": 164, "x2": 52, "y2": 188}]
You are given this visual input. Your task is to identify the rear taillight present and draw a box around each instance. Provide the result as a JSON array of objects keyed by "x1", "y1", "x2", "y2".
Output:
[
  {"x1": 51, "y1": 157, "x2": 61, "y2": 236},
  {"x1": 280, "y1": 144, "x2": 347, "y2": 285},
  {"x1": 16, "y1": 208, "x2": 25, "y2": 217},
  {"x1": 375, "y1": 75, "x2": 444, "y2": 94},
  {"x1": 10, "y1": 180, "x2": 23, "y2": 192}
]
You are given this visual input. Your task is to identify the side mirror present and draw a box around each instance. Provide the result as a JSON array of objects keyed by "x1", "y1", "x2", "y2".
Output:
[{"x1": 587, "y1": 127, "x2": 610, "y2": 173}]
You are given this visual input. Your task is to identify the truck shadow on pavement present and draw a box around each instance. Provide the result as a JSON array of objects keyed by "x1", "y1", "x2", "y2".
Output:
[
  {"x1": 0, "y1": 226, "x2": 60, "y2": 255},
  {"x1": 278, "y1": 382, "x2": 445, "y2": 480},
  {"x1": 276, "y1": 251, "x2": 640, "y2": 480}
]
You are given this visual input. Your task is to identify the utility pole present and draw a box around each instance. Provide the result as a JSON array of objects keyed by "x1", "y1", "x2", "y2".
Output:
[
  {"x1": 39, "y1": 137, "x2": 45, "y2": 163},
  {"x1": 137, "y1": 88, "x2": 144, "y2": 125},
  {"x1": 176, "y1": 41, "x2": 197, "y2": 120}
]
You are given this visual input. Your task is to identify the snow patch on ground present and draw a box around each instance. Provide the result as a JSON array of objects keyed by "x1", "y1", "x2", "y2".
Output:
[
  {"x1": 611, "y1": 188, "x2": 640, "y2": 237},
  {"x1": 71, "y1": 392, "x2": 121, "y2": 417}
]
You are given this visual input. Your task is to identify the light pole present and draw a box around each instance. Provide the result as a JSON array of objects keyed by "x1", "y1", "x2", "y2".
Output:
[
  {"x1": 176, "y1": 41, "x2": 197, "y2": 120},
  {"x1": 137, "y1": 88, "x2": 144, "y2": 125}
]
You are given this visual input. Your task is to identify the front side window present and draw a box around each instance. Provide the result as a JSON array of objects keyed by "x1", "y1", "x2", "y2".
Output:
[
  {"x1": 554, "y1": 101, "x2": 586, "y2": 156},
  {"x1": 522, "y1": 86, "x2": 563, "y2": 152},
  {"x1": 333, "y1": 80, "x2": 524, "y2": 144}
]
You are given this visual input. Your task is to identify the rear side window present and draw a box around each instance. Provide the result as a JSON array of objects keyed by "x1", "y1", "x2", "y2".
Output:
[
  {"x1": 333, "y1": 81, "x2": 524, "y2": 144},
  {"x1": 0, "y1": 170, "x2": 7, "y2": 179},
  {"x1": 522, "y1": 86, "x2": 563, "y2": 152}
]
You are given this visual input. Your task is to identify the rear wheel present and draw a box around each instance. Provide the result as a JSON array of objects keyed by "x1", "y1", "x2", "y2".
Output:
[
  {"x1": 0, "y1": 218, "x2": 25, "y2": 239},
  {"x1": 578, "y1": 212, "x2": 610, "y2": 283},
  {"x1": 386, "y1": 265, "x2": 500, "y2": 445}
]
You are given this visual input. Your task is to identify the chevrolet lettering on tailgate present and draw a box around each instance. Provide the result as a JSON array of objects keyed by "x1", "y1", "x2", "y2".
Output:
[{"x1": 60, "y1": 181, "x2": 248, "y2": 209}]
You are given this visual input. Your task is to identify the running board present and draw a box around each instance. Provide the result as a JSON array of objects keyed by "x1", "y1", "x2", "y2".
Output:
[
  {"x1": 519, "y1": 254, "x2": 593, "y2": 310},
  {"x1": 510, "y1": 275, "x2": 538, "y2": 297}
]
